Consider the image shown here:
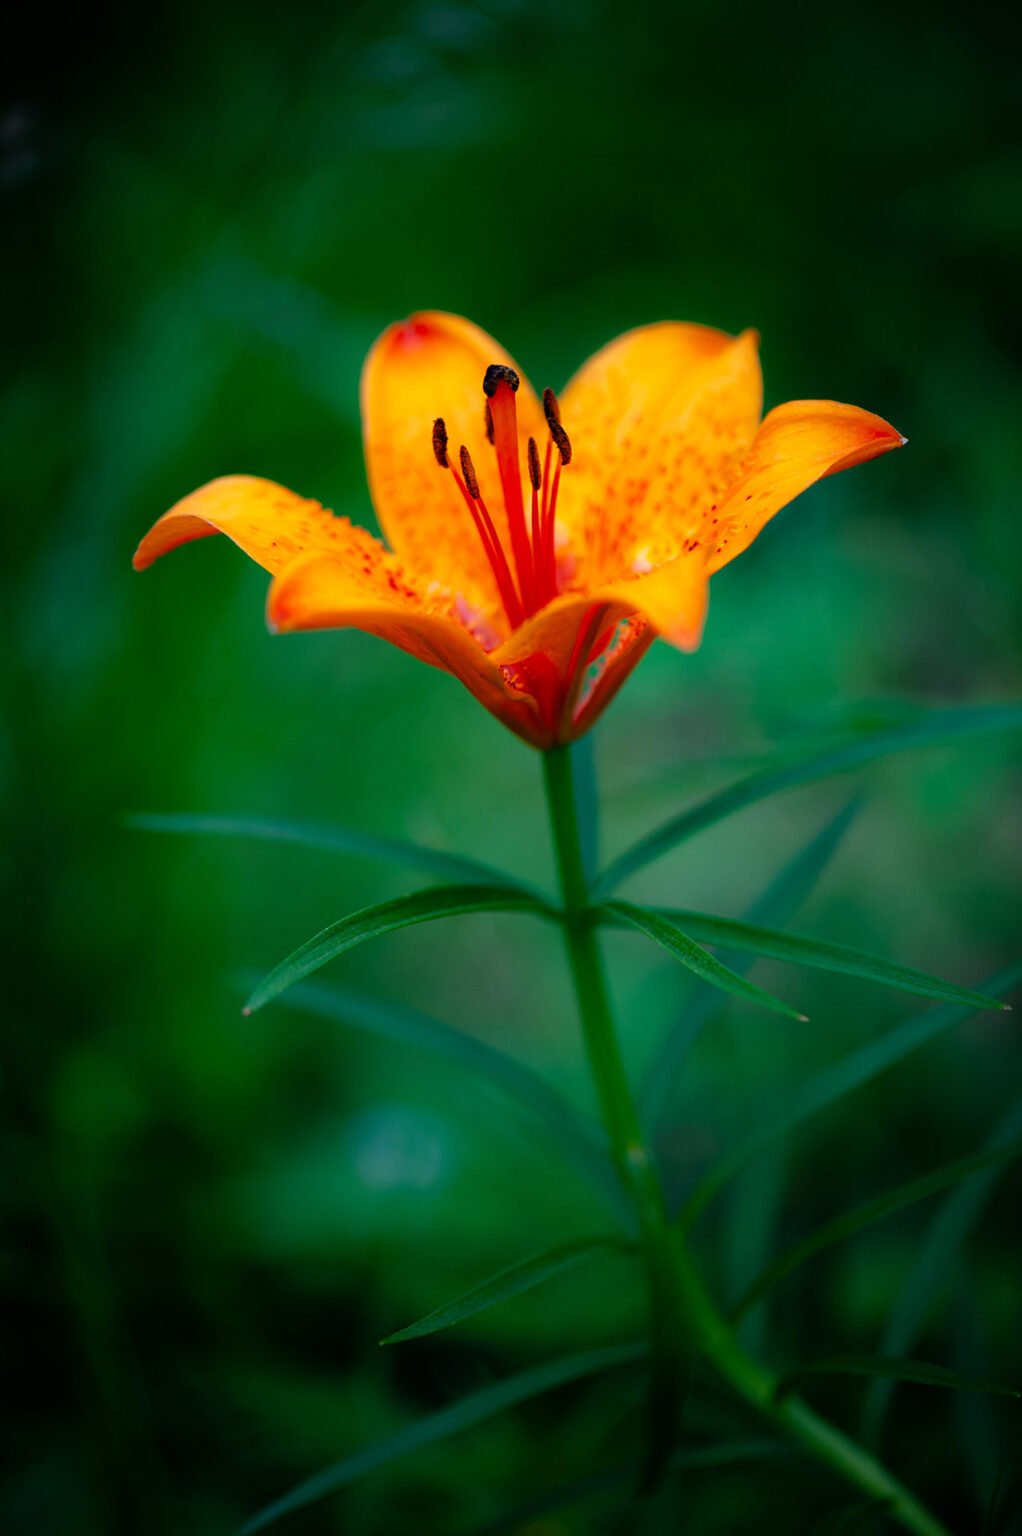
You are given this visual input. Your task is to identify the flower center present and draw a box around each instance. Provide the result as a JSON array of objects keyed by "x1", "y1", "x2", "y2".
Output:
[{"x1": 431, "y1": 365, "x2": 572, "y2": 629}]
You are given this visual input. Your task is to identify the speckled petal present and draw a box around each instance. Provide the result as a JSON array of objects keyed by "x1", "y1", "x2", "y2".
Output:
[
  {"x1": 555, "y1": 323, "x2": 762, "y2": 582},
  {"x1": 132, "y1": 475, "x2": 390, "y2": 577},
  {"x1": 361, "y1": 312, "x2": 546, "y2": 622},
  {"x1": 707, "y1": 400, "x2": 905, "y2": 573}
]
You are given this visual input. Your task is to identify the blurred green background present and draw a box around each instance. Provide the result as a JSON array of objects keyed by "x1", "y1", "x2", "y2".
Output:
[{"x1": 4, "y1": 0, "x2": 1021, "y2": 1531}]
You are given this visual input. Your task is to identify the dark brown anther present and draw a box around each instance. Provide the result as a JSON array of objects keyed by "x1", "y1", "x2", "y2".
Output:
[
  {"x1": 527, "y1": 436, "x2": 542, "y2": 491},
  {"x1": 549, "y1": 419, "x2": 572, "y2": 465},
  {"x1": 483, "y1": 401, "x2": 494, "y2": 444},
  {"x1": 483, "y1": 363, "x2": 520, "y2": 397},
  {"x1": 459, "y1": 445, "x2": 481, "y2": 499},
  {"x1": 542, "y1": 387, "x2": 561, "y2": 426},
  {"x1": 432, "y1": 418, "x2": 449, "y2": 468}
]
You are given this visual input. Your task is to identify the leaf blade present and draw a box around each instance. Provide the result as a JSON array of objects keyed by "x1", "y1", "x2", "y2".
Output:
[
  {"x1": 647, "y1": 908, "x2": 1007, "y2": 1013},
  {"x1": 863, "y1": 1097, "x2": 1022, "y2": 1443},
  {"x1": 125, "y1": 811, "x2": 533, "y2": 892},
  {"x1": 244, "y1": 885, "x2": 555, "y2": 1015},
  {"x1": 641, "y1": 799, "x2": 862, "y2": 1135},
  {"x1": 732, "y1": 1140, "x2": 1022, "y2": 1321},
  {"x1": 596, "y1": 703, "x2": 1022, "y2": 895},
  {"x1": 381, "y1": 1238, "x2": 620, "y2": 1345},
  {"x1": 779, "y1": 1355, "x2": 1021, "y2": 1401},
  {"x1": 675, "y1": 962, "x2": 1022, "y2": 1233},
  {"x1": 598, "y1": 901, "x2": 807, "y2": 1022},
  {"x1": 240, "y1": 1341, "x2": 645, "y2": 1534},
  {"x1": 272, "y1": 980, "x2": 613, "y2": 1193}
]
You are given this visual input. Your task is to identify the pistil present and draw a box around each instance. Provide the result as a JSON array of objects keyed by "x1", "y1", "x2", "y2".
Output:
[{"x1": 483, "y1": 365, "x2": 536, "y2": 613}]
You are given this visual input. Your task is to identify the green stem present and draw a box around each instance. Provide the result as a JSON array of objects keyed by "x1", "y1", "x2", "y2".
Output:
[
  {"x1": 541, "y1": 743, "x2": 953, "y2": 1536},
  {"x1": 543, "y1": 744, "x2": 684, "y2": 1485}
]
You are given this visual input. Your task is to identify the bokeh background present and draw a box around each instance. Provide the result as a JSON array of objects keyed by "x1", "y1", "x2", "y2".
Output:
[{"x1": 4, "y1": 0, "x2": 1021, "y2": 1531}]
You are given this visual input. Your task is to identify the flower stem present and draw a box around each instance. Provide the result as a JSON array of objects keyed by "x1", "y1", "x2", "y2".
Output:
[{"x1": 541, "y1": 742, "x2": 953, "y2": 1535}]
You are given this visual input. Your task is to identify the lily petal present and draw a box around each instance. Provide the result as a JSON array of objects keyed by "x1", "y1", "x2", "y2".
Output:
[
  {"x1": 267, "y1": 549, "x2": 556, "y2": 747},
  {"x1": 598, "y1": 555, "x2": 710, "y2": 650},
  {"x1": 556, "y1": 322, "x2": 763, "y2": 580},
  {"x1": 707, "y1": 400, "x2": 905, "y2": 574},
  {"x1": 361, "y1": 311, "x2": 546, "y2": 613},
  {"x1": 132, "y1": 475, "x2": 382, "y2": 576}
]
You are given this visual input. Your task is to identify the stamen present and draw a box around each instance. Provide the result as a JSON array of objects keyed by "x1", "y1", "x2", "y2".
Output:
[
  {"x1": 543, "y1": 388, "x2": 572, "y2": 464},
  {"x1": 548, "y1": 420, "x2": 572, "y2": 465},
  {"x1": 484, "y1": 402, "x2": 494, "y2": 445},
  {"x1": 528, "y1": 436, "x2": 542, "y2": 596},
  {"x1": 459, "y1": 444, "x2": 481, "y2": 499},
  {"x1": 430, "y1": 423, "x2": 522, "y2": 629},
  {"x1": 527, "y1": 436, "x2": 542, "y2": 491}
]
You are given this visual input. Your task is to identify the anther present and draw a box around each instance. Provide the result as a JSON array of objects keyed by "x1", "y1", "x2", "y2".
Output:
[
  {"x1": 484, "y1": 402, "x2": 494, "y2": 444},
  {"x1": 527, "y1": 436, "x2": 542, "y2": 491},
  {"x1": 548, "y1": 418, "x2": 572, "y2": 465},
  {"x1": 543, "y1": 388, "x2": 572, "y2": 463},
  {"x1": 459, "y1": 445, "x2": 481, "y2": 499},
  {"x1": 483, "y1": 363, "x2": 520, "y2": 397},
  {"x1": 432, "y1": 418, "x2": 449, "y2": 469}
]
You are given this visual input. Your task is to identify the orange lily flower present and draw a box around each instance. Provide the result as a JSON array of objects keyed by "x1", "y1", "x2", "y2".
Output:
[{"x1": 134, "y1": 312, "x2": 904, "y2": 748}]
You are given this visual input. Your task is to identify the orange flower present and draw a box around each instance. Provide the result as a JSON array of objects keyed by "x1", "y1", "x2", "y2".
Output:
[{"x1": 134, "y1": 312, "x2": 904, "y2": 748}]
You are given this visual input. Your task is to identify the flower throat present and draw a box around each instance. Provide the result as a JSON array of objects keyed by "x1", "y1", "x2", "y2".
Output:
[{"x1": 431, "y1": 364, "x2": 572, "y2": 628}]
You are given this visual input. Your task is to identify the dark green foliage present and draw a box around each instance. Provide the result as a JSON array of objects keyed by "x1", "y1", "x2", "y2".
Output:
[{"x1": 5, "y1": 0, "x2": 1020, "y2": 1531}]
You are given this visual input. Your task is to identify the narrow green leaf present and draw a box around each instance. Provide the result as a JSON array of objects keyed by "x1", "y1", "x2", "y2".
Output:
[
  {"x1": 863, "y1": 1097, "x2": 1022, "y2": 1444},
  {"x1": 596, "y1": 703, "x2": 1022, "y2": 895},
  {"x1": 642, "y1": 800, "x2": 862, "y2": 1135},
  {"x1": 808, "y1": 1498, "x2": 896, "y2": 1536},
  {"x1": 726, "y1": 1148, "x2": 790, "y2": 1355},
  {"x1": 646, "y1": 908, "x2": 1007, "y2": 1013},
  {"x1": 240, "y1": 1341, "x2": 645, "y2": 1534},
  {"x1": 676, "y1": 962, "x2": 1022, "y2": 1234},
  {"x1": 732, "y1": 1140, "x2": 1022, "y2": 1321},
  {"x1": 273, "y1": 981, "x2": 614, "y2": 1194},
  {"x1": 381, "y1": 1238, "x2": 620, "y2": 1344},
  {"x1": 244, "y1": 885, "x2": 555, "y2": 1015},
  {"x1": 125, "y1": 811, "x2": 532, "y2": 892},
  {"x1": 473, "y1": 1439, "x2": 785, "y2": 1535},
  {"x1": 779, "y1": 1354, "x2": 1021, "y2": 1401},
  {"x1": 598, "y1": 901, "x2": 807, "y2": 1021}
]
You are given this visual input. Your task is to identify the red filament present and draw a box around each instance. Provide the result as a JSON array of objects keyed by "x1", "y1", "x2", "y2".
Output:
[{"x1": 432, "y1": 374, "x2": 571, "y2": 629}]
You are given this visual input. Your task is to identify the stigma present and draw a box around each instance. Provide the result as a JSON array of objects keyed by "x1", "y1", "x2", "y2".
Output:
[{"x1": 433, "y1": 369, "x2": 572, "y2": 629}]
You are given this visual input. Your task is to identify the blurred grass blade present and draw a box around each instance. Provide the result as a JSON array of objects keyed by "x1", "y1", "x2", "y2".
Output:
[
  {"x1": 274, "y1": 981, "x2": 613, "y2": 1191},
  {"x1": 642, "y1": 800, "x2": 862, "y2": 1134},
  {"x1": 779, "y1": 1355, "x2": 1021, "y2": 1400},
  {"x1": 726, "y1": 1149, "x2": 789, "y2": 1355},
  {"x1": 244, "y1": 885, "x2": 555, "y2": 1014},
  {"x1": 732, "y1": 1140, "x2": 1022, "y2": 1321},
  {"x1": 863, "y1": 1097, "x2": 1022, "y2": 1444},
  {"x1": 809, "y1": 1498, "x2": 895, "y2": 1535},
  {"x1": 473, "y1": 1439, "x2": 785, "y2": 1534},
  {"x1": 676, "y1": 962, "x2": 1022, "y2": 1233},
  {"x1": 381, "y1": 1238, "x2": 619, "y2": 1345},
  {"x1": 125, "y1": 811, "x2": 533, "y2": 891},
  {"x1": 599, "y1": 901, "x2": 807, "y2": 1021},
  {"x1": 646, "y1": 908, "x2": 1006, "y2": 1012},
  {"x1": 595, "y1": 703, "x2": 1022, "y2": 895},
  {"x1": 240, "y1": 1341, "x2": 645, "y2": 1534}
]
